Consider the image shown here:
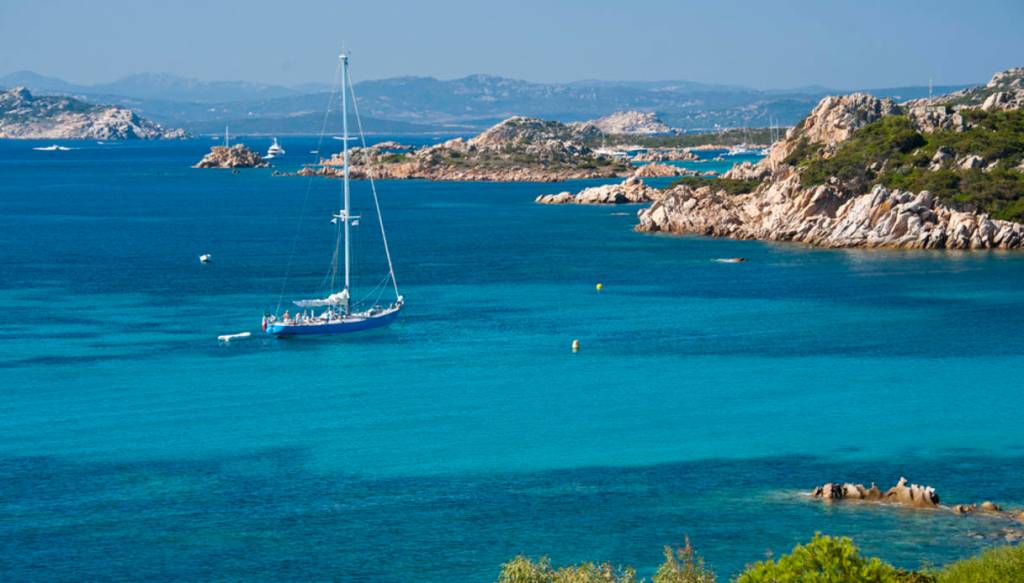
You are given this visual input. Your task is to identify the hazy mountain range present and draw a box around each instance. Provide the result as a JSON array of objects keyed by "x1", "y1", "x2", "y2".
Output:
[{"x1": 0, "y1": 70, "x2": 971, "y2": 135}]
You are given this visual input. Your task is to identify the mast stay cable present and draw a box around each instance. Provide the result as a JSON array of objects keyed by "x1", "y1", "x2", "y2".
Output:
[
  {"x1": 274, "y1": 58, "x2": 343, "y2": 314},
  {"x1": 346, "y1": 66, "x2": 401, "y2": 300}
]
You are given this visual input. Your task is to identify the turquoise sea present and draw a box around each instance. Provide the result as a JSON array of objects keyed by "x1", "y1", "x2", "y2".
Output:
[{"x1": 2, "y1": 137, "x2": 1023, "y2": 581}]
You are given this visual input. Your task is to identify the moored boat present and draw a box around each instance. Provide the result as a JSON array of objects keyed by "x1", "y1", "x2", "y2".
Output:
[{"x1": 262, "y1": 52, "x2": 403, "y2": 337}]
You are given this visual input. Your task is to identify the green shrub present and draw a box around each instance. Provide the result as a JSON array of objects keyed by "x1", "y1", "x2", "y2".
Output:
[
  {"x1": 791, "y1": 109, "x2": 1024, "y2": 221},
  {"x1": 653, "y1": 537, "x2": 716, "y2": 583},
  {"x1": 736, "y1": 534, "x2": 901, "y2": 583},
  {"x1": 668, "y1": 176, "x2": 762, "y2": 194},
  {"x1": 935, "y1": 543, "x2": 1024, "y2": 583},
  {"x1": 497, "y1": 555, "x2": 638, "y2": 583}
]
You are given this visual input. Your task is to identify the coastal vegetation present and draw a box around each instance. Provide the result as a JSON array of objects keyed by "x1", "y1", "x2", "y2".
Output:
[
  {"x1": 668, "y1": 176, "x2": 762, "y2": 195},
  {"x1": 496, "y1": 535, "x2": 1024, "y2": 583},
  {"x1": 592, "y1": 128, "x2": 775, "y2": 149},
  {"x1": 790, "y1": 109, "x2": 1024, "y2": 220}
]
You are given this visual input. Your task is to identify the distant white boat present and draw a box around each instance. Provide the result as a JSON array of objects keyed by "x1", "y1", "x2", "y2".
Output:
[
  {"x1": 199, "y1": 253, "x2": 212, "y2": 263},
  {"x1": 724, "y1": 144, "x2": 758, "y2": 156},
  {"x1": 267, "y1": 137, "x2": 285, "y2": 158},
  {"x1": 218, "y1": 331, "x2": 251, "y2": 342},
  {"x1": 33, "y1": 144, "x2": 72, "y2": 151}
]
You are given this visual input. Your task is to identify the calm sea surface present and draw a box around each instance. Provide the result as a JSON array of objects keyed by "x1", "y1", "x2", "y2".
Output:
[{"x1": 1, "y1": 138, "x2": 1023, "y2": 581}]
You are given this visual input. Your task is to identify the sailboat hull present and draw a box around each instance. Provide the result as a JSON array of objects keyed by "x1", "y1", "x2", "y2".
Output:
[{"x1": 266, "y1": 306, "x2": 400, "y2": 337}]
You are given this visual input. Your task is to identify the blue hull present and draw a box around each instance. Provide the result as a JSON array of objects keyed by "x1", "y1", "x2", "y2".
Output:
[{"x1": 266, "y1": 307, "x2": 400, "y2": 337}]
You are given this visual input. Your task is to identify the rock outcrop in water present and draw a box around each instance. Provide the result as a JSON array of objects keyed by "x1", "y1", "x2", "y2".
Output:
[
  {"x1": 810, "y1": 476, "x2": 1024, "y2": 538},
  {"x1": 636, "y1": 66, "x2": 1024, "y2": 250},
  {"x1": 309, "y1": 116, "x2": 633, "y2": 182},
  {"x1": 194, "y1": 144, "x2": 268, "y2": 168},
  {"x1": 0, "y1": 87, "x2": 186, "y2": 139},
  {"x1": 536, "y1": 177, "x2": 660, "y2": 205},
  {"x1": 812, "y1": 477, "x2": 938, "y2": 508}
]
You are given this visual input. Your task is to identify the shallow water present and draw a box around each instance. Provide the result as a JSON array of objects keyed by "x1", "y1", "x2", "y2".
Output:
[{"x1": 2, "y1": 138, "x2": 1023, "y2": 581}]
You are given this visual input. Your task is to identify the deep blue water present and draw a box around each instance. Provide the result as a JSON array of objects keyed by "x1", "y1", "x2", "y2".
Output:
[{"x1": 2, "y1": 137, "x2": 1024, "y2": 581}]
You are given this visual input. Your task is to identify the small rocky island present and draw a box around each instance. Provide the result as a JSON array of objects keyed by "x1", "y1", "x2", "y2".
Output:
[
  {"x1": 307, "y1": 116, "x2": 634, "y2": 182},
  {"x1": 194, "y1": 144, "x2": 268, "y2": 169},
  {"x1": 0, "y1": 87, "x2": 186, "y2": 139}
]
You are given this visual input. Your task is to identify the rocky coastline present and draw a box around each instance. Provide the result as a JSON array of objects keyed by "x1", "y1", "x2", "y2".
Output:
[
  {"x1": 636, "y1": 167, "x2": 1024, "y2": 249},
  {"x1": 629, "y1": 67, "x2": 1024, "y2": 250},
  {"x1": 0, "y1": 87, "x2": 186, "y2": 140},
  {"x1": 305, "y1": 116, "x2": 634, "y2": 182}
]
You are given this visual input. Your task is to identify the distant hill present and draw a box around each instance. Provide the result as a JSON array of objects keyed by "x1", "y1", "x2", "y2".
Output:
[
  {"x1": 0, "y1": 70, "x2": 974, "y2": 135},
  {"x1": 0, "y1": 87, "x2": 186, "y2": 139}
]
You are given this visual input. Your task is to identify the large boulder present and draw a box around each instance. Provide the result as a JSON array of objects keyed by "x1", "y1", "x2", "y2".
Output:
[
  {"x1": 536, "y1": 177, "x2": 660, "y2": 205},
  {"x1": 194, "y1": 144, "x2": 268, "y2": 168}
]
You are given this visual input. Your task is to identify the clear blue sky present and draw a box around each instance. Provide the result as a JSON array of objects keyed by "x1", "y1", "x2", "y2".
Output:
[{"x1": 1, "y1": 0, "x2": 1021, "y2": 89}]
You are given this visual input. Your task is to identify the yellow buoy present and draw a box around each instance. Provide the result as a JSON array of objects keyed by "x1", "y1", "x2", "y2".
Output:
[
  {"x1": 595, "y1": 283, "x2": 603, "y2": 292},
  {"x1": 572, "y1": 339, "x2": 580, "y2": 352}
]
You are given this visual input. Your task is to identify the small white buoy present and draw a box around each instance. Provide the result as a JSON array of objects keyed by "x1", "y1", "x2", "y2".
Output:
[
  {"x1": 572, "y1": 339, "x2": 580, "y2": 352},
  {"x1": 218, "y1": 332, "x2": 251, "y2": 342},
  {"x1": 199, "y1": 253, "x2": 212, "y2": 263}
]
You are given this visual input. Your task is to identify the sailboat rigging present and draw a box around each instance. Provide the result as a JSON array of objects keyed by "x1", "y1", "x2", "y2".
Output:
[{"x1": 262, "y1": 52, "x2": 403, "y2": 337}]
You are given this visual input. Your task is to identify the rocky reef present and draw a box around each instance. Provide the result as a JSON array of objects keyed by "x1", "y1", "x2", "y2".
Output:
[
  {"x1": 635, "y1": 66, "x2": 1024, "y2": 250},
  {"x1": 0, "y1": 87, "x2": 186, "y2": 139},
  {"x1": 308, "y1": 116, "x2": 633, "y2": 182},
  {"x1": 194, "y1": 144, "x2": 268, "y2": 168},
  {"x1": 812, "y1": 477, "x2": 939, "y2": 508},
  {"x1": 536, "y1": 177, "x2": 660, "y2": 205},
  {"x1": 810, "y1": 477, "x2": 1024, "y2": 540},
  {"x1": 573, "y1": 110, "x2": 671, "y2": 134}
]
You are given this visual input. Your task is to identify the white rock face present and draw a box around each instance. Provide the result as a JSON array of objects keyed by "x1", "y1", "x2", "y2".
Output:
[
  {"x1": 632, "y1": 163, "x2": 690, "y2": 178},
  {"x1": 958, "y1": 154, "x2": 985, "y2": 170},
  {"x1": 636, "y1": 169, "x2": 1024, "y2": 249},
  {"x1": 577, "y1": 111, "x2": 671, "y2": 134},
  {"x1": 764, "y1": 93, "x2": 900, "y2": 168},
  {"x1": 0, "y1": 87, "x2": 186, "y2": 139},
  {"x1": 536, "y1": 177, "x2": 660, "y2": 205}
]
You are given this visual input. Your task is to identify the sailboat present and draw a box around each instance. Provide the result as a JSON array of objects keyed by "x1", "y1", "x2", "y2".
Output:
[{"x1": 262, "y1": 52, "x2": 403, "y2": 337}]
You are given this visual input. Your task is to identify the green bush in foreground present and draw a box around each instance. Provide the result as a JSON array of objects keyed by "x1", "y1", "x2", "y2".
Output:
[
  {"x1": 935, "y1": 543, "x2": 1024, "y2": 583},
  {"x1": 498, "y1": 534, "x2": 1024, "y2": 582},
  {"x1": 653, "y1": 538, "x2": 716, "y2": 583},
  {"x1": 736, "y1": 534, "x2": 900, "y2": 583},
  {"x1": 498, "y1": 555, "x2": 639, "y2": 583}
]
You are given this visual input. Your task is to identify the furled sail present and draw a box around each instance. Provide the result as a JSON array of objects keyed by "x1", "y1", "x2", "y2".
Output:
[{"x1": 293, "y1": 289, "x2": 349, "y2": 308}]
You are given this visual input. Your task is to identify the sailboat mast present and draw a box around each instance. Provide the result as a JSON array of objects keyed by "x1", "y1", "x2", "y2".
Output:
[{"x1": 341, "y1": 52, "x2": 351, "y2": 296}]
